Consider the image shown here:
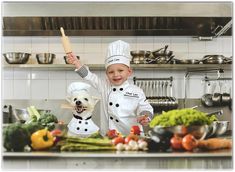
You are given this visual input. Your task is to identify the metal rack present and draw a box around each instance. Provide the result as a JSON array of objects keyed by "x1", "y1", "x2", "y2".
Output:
[
  {"x1": 133, "y1": 76, "x2": 177, "y2": 113},
  {"x1": 133, "y1": 76, "x2": 173, "y2": 84},
  {"x1": 203, "y1": 76, "x2": 232, "y2": 82}
]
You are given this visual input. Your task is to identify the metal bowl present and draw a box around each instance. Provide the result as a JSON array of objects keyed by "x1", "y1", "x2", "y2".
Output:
[
  {"x1": 213, "y1": 121, "x2": 229, "y2": 136},
  {"x1": 150, "y1": 125, "x2": 209, "y2": 140},
  {"x1": 13, "y1": 108, "x2": 51, "y2": 123},
  {"x1": 206, "y1": 121, "x2": 229, "y2": 138},
  {"x1": 3, "y1": 52, "x2": 31, "y2": 64},
  {"x1": 64, "y1": 56, "x2": 80, "y2": 64},
  {"x1": 36, "y1": 53, "x2": 56, "y2": 64}
]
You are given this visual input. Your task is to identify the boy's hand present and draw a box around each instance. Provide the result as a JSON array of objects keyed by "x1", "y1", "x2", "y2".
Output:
[
  {"x1": 137, "y1": 114, "x2": 150, "y2": 126},
  {"x1": 66, "y1": 53, "x2": 81, "y2": 69}
]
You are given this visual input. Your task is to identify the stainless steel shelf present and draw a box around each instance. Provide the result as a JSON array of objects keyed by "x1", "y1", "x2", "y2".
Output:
[{"x1": 3, "y1": 64, "x2": 232, "y2": 71}]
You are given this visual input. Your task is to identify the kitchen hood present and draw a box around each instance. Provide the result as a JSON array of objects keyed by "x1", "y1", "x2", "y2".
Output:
[
  {"x1": 3, "y1": 16, "x2": 232, "y2": 37},
  {"x1": 2, "y1": 2, "x2": 232, "y2": 37}
]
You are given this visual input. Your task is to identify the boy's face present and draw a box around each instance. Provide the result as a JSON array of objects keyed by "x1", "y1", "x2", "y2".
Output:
[{"x1": 106, "y1": 64, "x2": 132, "y2": 86}]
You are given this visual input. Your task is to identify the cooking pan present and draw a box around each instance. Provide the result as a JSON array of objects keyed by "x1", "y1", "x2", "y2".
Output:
[
  {"x1": 201, "y1": 55, "x2": 225, "y2": 64},
  {"x1": 172, "y1": 59, "x2": 201, "y2": 64},
  {"x1": 155, "y1": 55, "x2": 175, "y2": 64},
  {"x1": 152, "y1": 45, "x2": 173, "y2": 57},
  {"x1": 223, "y1": 57, "x2": 232, "y2": 64},
  {"x1": 201, "y1": 94, "x2": 213, "y2": 107}
]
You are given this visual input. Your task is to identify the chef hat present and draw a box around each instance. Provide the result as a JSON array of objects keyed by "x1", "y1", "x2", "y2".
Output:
[
  {"x1": 105, "y1": 40, "x2": 131, "y2": 69},
  {"x1": 67, "y1": 82, "x2": 91, "y2": 97}
]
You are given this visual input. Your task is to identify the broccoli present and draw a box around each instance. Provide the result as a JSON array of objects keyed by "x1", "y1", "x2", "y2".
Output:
[
  {"x1": 38, "y1": 113, "x2": 58, "y2": 131},
  {"x1": 23, "y1": 122, "x2": 44, "y2": 135},
  {"x1": 3, "y1": 123, "x2": 30, "y2": 152}
]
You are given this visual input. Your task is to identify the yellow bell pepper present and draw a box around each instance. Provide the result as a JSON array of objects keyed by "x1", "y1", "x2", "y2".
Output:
[{"x1": 31, "y1": 129, "x2": 54, "y2": 150}]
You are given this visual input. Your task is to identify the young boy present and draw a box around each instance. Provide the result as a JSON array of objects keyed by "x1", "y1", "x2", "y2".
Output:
[{"x1": 66, "y1": 40, "x2": 153, "y2": 136}]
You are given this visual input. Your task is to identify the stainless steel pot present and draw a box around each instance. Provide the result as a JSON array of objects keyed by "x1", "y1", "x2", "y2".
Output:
[
  {"x1": 64, "y1": 56, "x2": 80, "y2": 64},
  {"x1": 221, "y1": 93, "x2": 231, "y2": 105},
  {"x1": 212, "y1": 93, "x2": 222, "y2": 106},
  {"x1": 201, "y1": 55, "x2": 225, "y2": 64},
  {"x1": 130, "y1": 50, "x2": 151, "y2": 64}
]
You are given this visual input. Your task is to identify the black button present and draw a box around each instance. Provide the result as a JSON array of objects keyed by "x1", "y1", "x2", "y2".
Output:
[
  {"x1": 120, "y1": 88, "x2": 123, "y2": 91},
  {"x1": 85, "y1": 129, "x2": 88, "y2": 132},
  {"x1": 115, "y1": 119, "x2": 119, "y2": 122},
  {"x1": 85, "y1": 122, "x2": 88, "y2": 125},
  {"x1": 77, "y1": 127, "x2": 80, "y2": 130},
  {"x1": 110, "y1": 116, "x2": 113, "y2": 120},
  {"x1": 113, "y1": 88, "x2": 116, "y2": 91},
  {"x1": 115, "y1": 104, "x2": 119, "y2": 107},
  {"x1": 79, "y1": 121, "x2": 82, "y2": 124},
  {"x1": 109, "y1": 102, "x2": 113, "y2": 106}
]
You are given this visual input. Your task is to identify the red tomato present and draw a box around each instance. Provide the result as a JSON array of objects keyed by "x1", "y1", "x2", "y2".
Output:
[
  {"x1": 170, "y1": 136, "x2": 183, "y2": 150},
  {"x1": 124, "y1": 134, "x2": 139, "y2": 144},
  {"x1": 182, "y1": 134, "x2": 198, "y2": 151},
  {"x1": 50, "y1": 129, "x2": 62, "y2": 136},
  {"x1": 112, "y1": 136, "x2": 125, "y2": 145},
  {"x1": 130, "y1": 125, "x2": 141, "y2": 135},
  {"x1": 106, "y1": 129, "x2": 119, "y2": 139}
]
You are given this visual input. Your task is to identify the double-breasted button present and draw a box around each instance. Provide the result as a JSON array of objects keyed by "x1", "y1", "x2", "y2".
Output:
[
  {"x1": 120, "y1": 88, "x2": 123, "y2": 91},
  {"x1": 115, "y1": 119, "x2": 119, "y2": 123},
  {"x1": 77, "y1": 127, "x2": 80, "y2": 130},
  {"x1": 113, "y1": 88, "x2": 116, "y2": 91},
  {"x1": 115, "y1": 104, "x2": 119, "y2": 107},
  {"x1": 79, "y1": 121, "x2": 82, "y2": 124},
  {"x1": 84, "y1": 129, "x2": 88, "y2": 132},
  {"x1": 110, "y1": 116, "x2": 113, "y2": 120},
  {"x1": 85, "y1": 122, "x2": 88, "y2": 125},
  {"x1": 109, "y1": 102, "x2": 113, "y2": 106}
]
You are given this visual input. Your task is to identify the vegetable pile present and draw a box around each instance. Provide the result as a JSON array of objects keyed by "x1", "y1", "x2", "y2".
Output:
[
  {"x1": 3, "y1": 106, "x2": 59, "y2": 152},
  {"x1": 3, "y1": 123, "x2": 31, "y2": 152},
  {"x1": 57, "y1": 136, "x2": 115, "y2": 151},
  {"x1": 149, "y1": 108, "x2": 218, "y2": 128},
  {"x1": 26, "y1": 106, "x2": 58, "y2": 130}
]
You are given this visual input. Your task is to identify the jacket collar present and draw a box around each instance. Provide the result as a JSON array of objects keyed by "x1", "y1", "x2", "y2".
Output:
[{"x1": 111, "y1": 80, "x2": 129, "y2": 91}]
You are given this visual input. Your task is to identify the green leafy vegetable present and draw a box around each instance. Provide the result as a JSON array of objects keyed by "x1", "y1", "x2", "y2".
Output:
[
  {"x1": 149, "y1": 108, "x2": 218, "y2": 128},
  {"x1": 3, "y1": 123, "x2": 30, "y2": 152}
]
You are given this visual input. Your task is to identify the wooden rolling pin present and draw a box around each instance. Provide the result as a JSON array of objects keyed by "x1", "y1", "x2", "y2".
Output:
[
  {"x1": 197, "y1": 138, "x2": 232, "y2": 150},
  {"x1": 60, "y1": 104, "x2": 74, "y2": 109},
  {"x1": 60, "y1": 27, "x2": 72, "y2": 54}
]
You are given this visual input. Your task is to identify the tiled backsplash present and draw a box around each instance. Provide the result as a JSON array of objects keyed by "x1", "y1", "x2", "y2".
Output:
[{"x1": 2, "y1": 36, "x2": 233, "y2": 100}]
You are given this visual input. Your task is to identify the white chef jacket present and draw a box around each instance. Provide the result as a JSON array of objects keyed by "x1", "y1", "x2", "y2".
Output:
[
  {"x1": 67, "y1": 111, "x2": 99, "y2": 137},
  {"x1": 75, "y1": 65, "x2": 153, "y2": 136}
]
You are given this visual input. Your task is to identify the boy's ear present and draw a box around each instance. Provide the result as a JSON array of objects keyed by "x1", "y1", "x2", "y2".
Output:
[{"x1": 128, "y1": 68, "x2": 133, "y2": 76}]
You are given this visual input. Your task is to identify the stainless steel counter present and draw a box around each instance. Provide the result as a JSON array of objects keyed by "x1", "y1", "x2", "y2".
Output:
[
  {"x1": 2, "y1": 149, "x2": 232, "y2": 158},
  {"x1": 2, "y1": 149, "x2": 232, "y2": 170}
]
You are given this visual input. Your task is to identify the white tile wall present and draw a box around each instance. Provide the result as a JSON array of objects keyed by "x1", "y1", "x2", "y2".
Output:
[{"x1": 2, "y1": 35, "x2": 233, "y2": 100}]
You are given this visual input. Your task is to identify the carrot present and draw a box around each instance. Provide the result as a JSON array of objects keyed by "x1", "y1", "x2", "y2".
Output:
[{"x1": 197, "y1": 138, "x2": 232, "y2": 150}]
